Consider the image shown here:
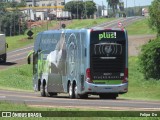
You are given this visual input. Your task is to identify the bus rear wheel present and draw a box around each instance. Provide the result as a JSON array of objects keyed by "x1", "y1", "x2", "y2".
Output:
[
  {"x1": 41, "y1": 83, "x2": 49, "y2": 97},
  {"x1": 41, "y1": 84, "x2": 46, "y2": 97},
  {"x1": 73, "y1": 83, "x2": 88, "y2": 99},
  {"x1": 0, "y1": 54, "x2": 6, "y2": 63},
  {"x1": 69, "y1": 83, "x2": 75, "y2": 98}
]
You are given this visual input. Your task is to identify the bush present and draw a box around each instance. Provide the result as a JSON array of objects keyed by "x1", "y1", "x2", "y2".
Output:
[{"x1": 139, "y1": 37, "x2": 160, "y2": 79}]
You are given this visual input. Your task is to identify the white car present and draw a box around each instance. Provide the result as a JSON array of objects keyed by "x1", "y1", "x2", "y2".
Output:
[{"x1": 0, "y1": 34, "x2": 8, "y2": 63}]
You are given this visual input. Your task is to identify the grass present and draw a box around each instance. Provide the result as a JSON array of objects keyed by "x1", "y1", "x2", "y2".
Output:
[
  {"x1": 66, "y1": 18, "x2": 115, "y2": 29},
  {"x1": 0, "y1": 64, "x2": 32, "y2": 91},
  {"x1": 0, "y1": 57, "x2": 160, "y2": 101},
  {"x1": 126, "y1": 18, "x2": 156, "y2": 35},
  {"x1": 120, "y1": 57, "x2": 160, "y2": 100}
]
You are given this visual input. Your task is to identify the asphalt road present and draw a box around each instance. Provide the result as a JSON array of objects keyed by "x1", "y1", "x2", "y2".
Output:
[
  {"x1": 0, "y1": 16, "x2": 158, "y2": 111},
  {"x1": 0, "y1": 89, "x2": 160, "y2": 111}
]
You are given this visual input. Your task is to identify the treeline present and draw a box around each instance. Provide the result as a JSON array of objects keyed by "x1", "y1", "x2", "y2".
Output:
[
  {"x1": 139, "y1": 0, "x2": 160, "y2": 80},
  {"x1": 0, "y1": 1, "x2": 27, "y2": 36}
]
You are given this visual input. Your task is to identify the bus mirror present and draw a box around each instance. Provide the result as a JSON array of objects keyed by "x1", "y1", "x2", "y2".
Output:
[
  {"x1": 6, "y1": 43, "x2": 8, "y2": 48},
  {"x1": 28, "y1": 57, "x2": 31, "y2": 64},
  {"x1": 27, "y1": 50, "x2": 34, "y2": 64}
]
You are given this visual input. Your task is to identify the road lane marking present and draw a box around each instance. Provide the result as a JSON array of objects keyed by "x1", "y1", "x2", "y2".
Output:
[
  {"x1": 7, "y1": 51, "x2": 29, "y2": 59},
  {"x1": 0, "y1": 96, "x2": 6, "y2": 98},
  {"x1": 7, "y1": 57, "x2": 27, "y2": 62},
  {"x1": 7, "y1": 46, "x2": 33, "y2": 54},
  {"x1": 0, "y1": 92, "x2": 160, "y2": 107}
]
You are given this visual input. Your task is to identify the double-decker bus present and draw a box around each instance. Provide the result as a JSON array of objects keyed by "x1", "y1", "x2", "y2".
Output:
[{"x1": 27, "y1": 28, "x2": 128, "y2": 99}]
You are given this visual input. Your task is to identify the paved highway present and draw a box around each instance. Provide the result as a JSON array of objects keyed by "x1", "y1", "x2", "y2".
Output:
[{"x1": 0, "y1": 89, "x2": 160, "y2": 111}]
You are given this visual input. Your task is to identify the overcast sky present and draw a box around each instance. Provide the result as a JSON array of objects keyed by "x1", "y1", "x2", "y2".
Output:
[{"x1": 65, "y1": 0, "x2": 153, "y2": 7}]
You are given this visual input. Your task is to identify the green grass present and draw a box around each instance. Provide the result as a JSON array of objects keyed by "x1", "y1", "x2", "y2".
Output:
[
  {"x1": 120, "y1": 57, "x2": 160, "y2": 100},
  {"x1": 66, "y1": 18, "x2": 115, "y2": 29},
  {"x1": 0, "y1": 64, "x2": 32, "y2": 91},
  {"x1": 0, "y1": 57, "x2": 160, "y2": 101},
  {"x1": 126, "y1": 18, "x2": 156, "y2": 35}
]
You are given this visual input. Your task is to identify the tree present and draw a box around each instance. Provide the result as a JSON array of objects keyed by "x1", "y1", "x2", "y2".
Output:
[
  {"x1": 65, "y1": 1, "x2": 97, "y2": 19},
  {"x1": 0, "y1": 11, "x2": 27, "y2": 36},
  {"x1": 106, "y1": 0, "x2": 119, "y2": 16},
  {"x1": 139, "y1": 0, "x2": 160, "y2": 80},
  {"x1": 149, "y1": 0, "x2": 160, "y2": 37},
  {"x1": 65, "y1": 1, "x2": 84, "y2": 19},
  {"x1": 0, "y1": 1, "x2": 27, "y2": 36},
  {"x1": 84, "y1": 1, "x2": 97, "y2": 18}
]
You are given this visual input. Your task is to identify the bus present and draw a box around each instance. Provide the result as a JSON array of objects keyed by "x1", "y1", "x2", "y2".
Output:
[{"x1": 27, "y1": 28, "x2": 128, "y2": 99}]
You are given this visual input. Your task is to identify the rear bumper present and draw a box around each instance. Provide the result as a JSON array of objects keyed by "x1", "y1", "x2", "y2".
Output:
[{"x1": 83, "y1": 82, "x2": 128, "y2": 94}]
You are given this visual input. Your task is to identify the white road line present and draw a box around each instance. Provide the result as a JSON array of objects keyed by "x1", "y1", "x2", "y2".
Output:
[
  {"x1": 8, "y1": 57, "x2": 27, "y2": 62},
  {"x1": 0, "y1": 96, "x2": 6, "y2": 98},
  {"x1": 7, "y1": 46, "x2": 33, "y2": 54},
  {"x1": 7, "y1": 51, "x2": 29, "y2": 59}
]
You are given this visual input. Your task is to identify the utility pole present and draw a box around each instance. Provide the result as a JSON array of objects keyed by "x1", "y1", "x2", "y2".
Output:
[
  {"x1": 102, "y1": 1, "x2": 104, "y2": 17},
  {"x1": 85, "y1": 0, "x2": 87, "y2": 18},
  {"x1": 126, "y1": 0, "x2": 127, "y2": 16},
  {"x1": 77, "y1": 0, "x2": 79, "y2": 19}
]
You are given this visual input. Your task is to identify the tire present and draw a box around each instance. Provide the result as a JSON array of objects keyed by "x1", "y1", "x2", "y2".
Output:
[
  {"x1": 41, "y1": 84, "x2": 46, "y2": 97},
  {"x1": 69, "y1": 83, "x2": 75, "y2": 99},
  {"x1": 41, "y1": 83, "x2": 49, "y2": 97},
  {"x1": 74, "y1": 83, "x2": 88, "y2": 99},
  {"x1": 0, "y1": 54, "x2": 6, "y2": 63},
  {"x1": 99, "y1": 94, "x2": 117, "y2": 99},
  {"x1": 74, "y1": 83, "x2": 79, "y2": 99}
]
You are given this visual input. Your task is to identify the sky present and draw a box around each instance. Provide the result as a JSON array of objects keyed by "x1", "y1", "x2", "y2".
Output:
[{"x1": 65, "y1": 0, "x2": 154, "y2": 8}]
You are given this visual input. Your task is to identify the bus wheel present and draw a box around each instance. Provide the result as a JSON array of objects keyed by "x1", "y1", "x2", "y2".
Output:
[
  {"x1": 69, "y1": 83, "x2": 74, "y2": 99},
  {"x1": 73, "y1": 84, "x2": 88, "y2": 99},
  {"x1": 0, "y1": 54, "x2": 6, "y2": 63},
  {"x1": 41, "y1": 83, "x2": 47, "y2": 97},
  {"x1": 74, "y1": 83, "x2": 79, "y2": 99}
]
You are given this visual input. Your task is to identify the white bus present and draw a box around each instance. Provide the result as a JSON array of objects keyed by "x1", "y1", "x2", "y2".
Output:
[
  {"x1": 0, "y1": 34, "x2": 8, "y2": 63},
  {"x1": 28, "y1": 28, "x2": 128, "y2": 99}
]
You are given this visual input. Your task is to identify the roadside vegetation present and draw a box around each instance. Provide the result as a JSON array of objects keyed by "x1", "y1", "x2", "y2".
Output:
[
  {"x1": 138, "y1": 0, "x2": 160, "y2": 80},
  {"x1": 125, "y1": 18, "x2": 156, "y2": 35},
  {"x1": 66, "y1": 18, "x2": 115, "y2": 29}
]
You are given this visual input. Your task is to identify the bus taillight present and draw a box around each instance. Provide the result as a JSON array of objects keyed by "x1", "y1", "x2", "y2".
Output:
[
  {"x1": 122, "y1": 68, "x2": 128, "y2": 83},
  {"x1": 86, "y1": 68, "x2": 93, "y2": 83}
]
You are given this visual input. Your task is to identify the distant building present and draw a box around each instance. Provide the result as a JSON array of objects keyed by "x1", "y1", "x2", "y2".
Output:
[
  {"x1": 25, "y1": 0, "x2": 64, "y2": 8},
  {"x1": 142, "y1": 8, "x2": 149, "y2": 17}
]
